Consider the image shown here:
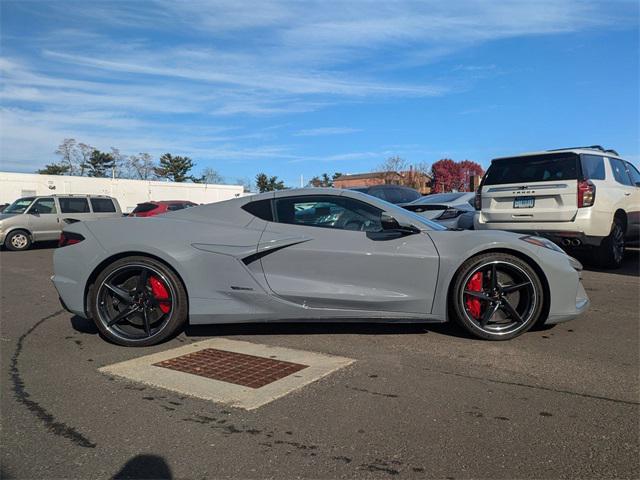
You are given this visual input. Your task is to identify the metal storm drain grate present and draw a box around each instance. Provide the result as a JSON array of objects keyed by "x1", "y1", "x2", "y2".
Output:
[{"x1": 153, "y1": 348, "x2": 308, "y2": 389}]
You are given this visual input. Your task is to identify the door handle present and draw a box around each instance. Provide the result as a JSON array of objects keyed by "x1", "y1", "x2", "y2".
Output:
[{"x1": 624, "y1": 192, "x2": 631, "y2": 196}]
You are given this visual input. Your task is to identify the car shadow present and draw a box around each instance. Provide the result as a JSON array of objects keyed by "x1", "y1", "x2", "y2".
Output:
[
  {"x1": 70, "y1": 315, "x2": 99, "y2": 334},
  {"x1": 184, "y1": 320, "x2": 478, "y2": 340},
  {"x1": 577, "y1": 247, "x2": 639, "y2": 278}
]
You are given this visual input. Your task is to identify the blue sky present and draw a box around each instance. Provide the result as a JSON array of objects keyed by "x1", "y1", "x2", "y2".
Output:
[{"x1": 1, "y1": 0, "x2": 638, "y2": 186}]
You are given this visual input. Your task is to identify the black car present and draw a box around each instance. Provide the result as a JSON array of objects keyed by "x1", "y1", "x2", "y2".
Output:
[{"x1": 350, "y1": 184, "x2": 421, "y2": 204}]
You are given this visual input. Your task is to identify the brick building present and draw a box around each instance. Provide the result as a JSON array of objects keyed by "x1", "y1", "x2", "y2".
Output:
[{"x1": 333, "y1": 170, "x2": 432, "y2": 194}]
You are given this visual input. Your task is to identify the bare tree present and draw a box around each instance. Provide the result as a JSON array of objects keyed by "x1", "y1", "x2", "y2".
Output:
[
  {"x1": 127, "y1": 153, "x2": 156, "y2": 180},
  {"x1": 199, "y1": 167, "x2": 224, "y2": 184},
  {"x1": 378, "y1": 156, "x2": 407, "y2": 184},
  {"x1": 77, "y1": 143, "x2": 94, "y2": 177},
  {"x1": 109, "y1": 147, "x2": 127, "y2": 178},
  {"x1": 55, "y1": 138, "x2": 77, "y2": 175}
]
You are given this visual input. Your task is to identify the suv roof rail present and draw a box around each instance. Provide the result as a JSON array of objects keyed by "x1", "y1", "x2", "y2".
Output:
[{"x1": 547, "y1": 145, "x2": 619, "y2": 156}]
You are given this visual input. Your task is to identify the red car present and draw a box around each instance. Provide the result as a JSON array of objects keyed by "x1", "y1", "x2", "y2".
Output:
[{"x1": 129, "y1": 200, "x2": 197, "y2": 217}]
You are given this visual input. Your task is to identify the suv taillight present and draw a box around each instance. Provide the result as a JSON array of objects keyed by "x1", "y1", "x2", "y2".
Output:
[
  {"x1": 59, "y1": 231, "x2": 85, "y2": 247},
  {"x1": 474, "y1": 189, "x2": 482, "y2": 210},
  {"x1": 577, "y1": 180, "x2": 595, "y2": 208}
]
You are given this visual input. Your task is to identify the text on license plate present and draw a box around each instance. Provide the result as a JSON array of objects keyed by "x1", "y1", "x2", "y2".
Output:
[{"x1": 513, "y1": 196, "x2": 535, "y2": 209}]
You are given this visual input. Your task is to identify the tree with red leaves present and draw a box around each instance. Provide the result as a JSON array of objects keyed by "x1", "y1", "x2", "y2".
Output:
[{"x1": 431, "y1": 159, "x2": 484, "y2": 193}]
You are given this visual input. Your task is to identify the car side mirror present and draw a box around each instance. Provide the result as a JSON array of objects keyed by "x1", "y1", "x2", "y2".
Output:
[
  {"x1": 635, "y1": 181, "x2": 640, "y2": 188},
  {"x1": 380, "y1": 212, "x2": 400, "y2": 231},
  {"x1": 29, "y1": 208, "x2": 39, "y2": 215}
]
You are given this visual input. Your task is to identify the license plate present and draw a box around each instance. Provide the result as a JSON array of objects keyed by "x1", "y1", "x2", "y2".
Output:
[{"x1": 513, "y1": 196, "x2": 535, "y2": 209}]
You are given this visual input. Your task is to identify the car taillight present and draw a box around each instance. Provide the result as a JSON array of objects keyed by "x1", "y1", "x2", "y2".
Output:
[
  {"x1": 59, "y1": 231, "x2": 85, "y2": 247},
  {"x1": 577, "y1": 180, "x2": 595, "y2": 208},
  {"x1": 438, "y1": 208, "x2": 462, "y2": 220},
  {"x1": 474, "y1": 189, "x2": 482, "y2": 210}
]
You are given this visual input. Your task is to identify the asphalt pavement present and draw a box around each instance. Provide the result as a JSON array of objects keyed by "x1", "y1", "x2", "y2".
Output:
[{"x1": 1, "y1": 245, "x2": 638, "y2": 479}]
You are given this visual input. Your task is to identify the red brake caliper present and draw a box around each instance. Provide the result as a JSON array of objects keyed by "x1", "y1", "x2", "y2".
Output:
[
  {"x1": 149, "y1": 276, "x2": 171, "y2": 314},
  {"x1": 465, "y1": 272, "x2": 483, "y2": 319}
]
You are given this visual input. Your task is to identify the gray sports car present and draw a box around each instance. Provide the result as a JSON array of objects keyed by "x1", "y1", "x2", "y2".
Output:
[{"x1": 52, "y1": 188, "x2": 589, "y2": 346}]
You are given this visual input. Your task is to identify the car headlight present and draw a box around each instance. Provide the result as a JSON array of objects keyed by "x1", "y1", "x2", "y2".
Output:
[
  {"x1": 567, "y1": 256, "x2": 583, "y2": 271},
  {"x1": 519, "y1": 235, "x2": 566, "y2": 254}
]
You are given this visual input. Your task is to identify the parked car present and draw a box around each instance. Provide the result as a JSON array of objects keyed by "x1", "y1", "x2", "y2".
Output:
[
  {"x1": 474, "y1": 146, "x2": 640, "y2": 268},
  {"x1": 0, "y1": 195, "x2": 121, "y2": 251},
  {"x1": 403, "y1": 192, "x2": 476, "y2": 229},
  {"x1": 350, "y1": 184, "x2": 421, "y2": 204},
  {"x1": 129, "y1": 200, "x2": 197, "y2": 217},
  {"x1": 53, "y1": 188, "x2": 588, "y2": 346}
]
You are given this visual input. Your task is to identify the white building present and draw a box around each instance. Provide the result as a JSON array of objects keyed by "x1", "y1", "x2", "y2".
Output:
[{"x1": 0, "y1": 172, "x2": 245, "y2": 213}]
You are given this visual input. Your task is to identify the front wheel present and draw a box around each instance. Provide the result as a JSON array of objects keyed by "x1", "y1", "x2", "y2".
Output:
[
  {"x1": 89, "y1": 256, "x2": 188, "y2": 346},
  {"x1": 5, "y1": 230, "x2": 32, "y2": 251},
  {"x1": 451, "y1": 253, "x2": 545, "y2": 340}
]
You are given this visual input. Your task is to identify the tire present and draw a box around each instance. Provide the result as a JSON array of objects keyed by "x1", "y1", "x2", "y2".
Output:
[
  {"x1": 4, "y1": 230, "x2": 32, "y2": 251},
  {"x1": 595, "y1": 217, "x2": 625, "y2": 269},
  {"x1": 89, "y1": 256, "x2": 188, "y2": 347},
  {"x1": 450, "y1": 253, "x2": 545, "y2": 341}
]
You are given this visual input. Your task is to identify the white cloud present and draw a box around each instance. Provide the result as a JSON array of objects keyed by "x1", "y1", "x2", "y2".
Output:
[{"x1": 295, "y1": 127, "x2": 361, "y2": 137}]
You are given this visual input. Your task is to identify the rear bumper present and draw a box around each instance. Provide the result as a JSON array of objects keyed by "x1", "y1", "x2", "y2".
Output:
[{"x1": 474, "y1": 208, "x2": 613, "y2": 246}]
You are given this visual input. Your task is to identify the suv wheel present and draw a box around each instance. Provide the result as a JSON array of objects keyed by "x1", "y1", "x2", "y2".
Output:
[
  {"x1": 5, "y1": 230, "x2": 32, "y2": 251},
  {"x1": 596, "y1": 217, "x2": 625, "y2": 269}
]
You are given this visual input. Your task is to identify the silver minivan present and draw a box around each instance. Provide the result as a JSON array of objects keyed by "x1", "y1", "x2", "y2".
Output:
[{"x1": 0, "y1": 195, "x2": 122, "y2": 251}]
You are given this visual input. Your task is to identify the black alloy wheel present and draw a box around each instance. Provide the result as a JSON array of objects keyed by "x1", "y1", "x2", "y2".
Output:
[
  {"x1": 90, "y1": 257, "x2": 187, "y2": 346},
  {"x1": 452, "y1": 253, "x2": 545, "y2": 340}
]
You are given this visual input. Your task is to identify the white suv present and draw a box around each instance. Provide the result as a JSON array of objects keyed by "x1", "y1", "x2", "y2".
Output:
[{"x1": 474, "y1": 146, "x2": 640, "y2": 268}]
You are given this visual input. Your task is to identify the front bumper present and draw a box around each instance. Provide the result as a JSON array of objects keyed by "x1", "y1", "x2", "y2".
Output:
[{"x1": 545, "y1": 279, "x2": 590, "y2": 324}]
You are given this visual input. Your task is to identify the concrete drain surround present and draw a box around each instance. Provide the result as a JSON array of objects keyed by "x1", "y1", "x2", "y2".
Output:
[
  {"x1": 100, "y1": 339, "x2": 355, "y2": 410},
  {"x1": 153, "y1": 348, "x2": 308, "y2": 388}
]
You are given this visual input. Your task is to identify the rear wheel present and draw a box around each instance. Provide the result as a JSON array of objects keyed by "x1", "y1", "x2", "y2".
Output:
[
  {"x1": 89, "y1": 256, "x2": 187, "y2": 346},
  {"x1": 451, "y1": 253, "x2": 545, "y2": 340},
  {"x1": 595, "y1": 217, "x2": 625, "y2": 269},
  {"x1": 5, "y1": 230, "x2": 32, "y2": 251}
]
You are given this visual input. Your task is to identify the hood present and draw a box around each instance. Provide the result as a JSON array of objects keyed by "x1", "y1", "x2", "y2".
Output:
[{"x1": 0, "y1": 213, "x2": 18, "y2": 221}]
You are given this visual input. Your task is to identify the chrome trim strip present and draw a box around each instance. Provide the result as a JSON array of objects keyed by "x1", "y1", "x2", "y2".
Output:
[{"x1": 487, "y1": 183, "x2": 569, "y2": 193}]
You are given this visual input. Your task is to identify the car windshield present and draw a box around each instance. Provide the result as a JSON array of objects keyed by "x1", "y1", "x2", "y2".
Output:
[
  {"x1": 4, "y1": 197, "x2": 35, "y2": 214},
  {"x1": 409, "y1": 192, "x2": 465, "y2": 205}
]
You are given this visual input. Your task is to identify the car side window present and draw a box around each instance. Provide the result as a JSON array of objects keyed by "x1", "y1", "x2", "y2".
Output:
[
  {"x1": 30, "y1": 198, "x2": 57, "y2": 214},
  {"x1": 581, "y1": 155, "x2": 605, "y2": 180},
  {"x1": 242, "y1": 199, "x2": 273, "y2": 221},
  {"x1": 625, "y1": 162, "x2": 640, "y2": 186},
  {"x1": 274, "y1": 196, "x2": 382, "y2": 232},
  {"x1": 167, "y1": 203, "x2": 185, "y2": 211},
  {"x1": 59, "y1": 197, "x2": 90, "y2": 213},
  {"x1": 90, "y1": 198, "x2": 116, "y2": 213},
  {"x1": 609, "y1": 159, "x2": 633, "y2": 186}
]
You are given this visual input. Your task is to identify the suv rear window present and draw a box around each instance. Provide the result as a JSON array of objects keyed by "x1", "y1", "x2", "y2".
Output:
[
  {"x1": 90, "y1": 198, "x2": 116, "y2": 213},
  {"x1": 132, "y1": 203, "x2": 158, "y2": 214},
  {"x1": 59, "y1": 197, "x2": 90, "y2": 213},
  {"x1": 484, "y1": 153, "x2": 579, "y2": 186}
]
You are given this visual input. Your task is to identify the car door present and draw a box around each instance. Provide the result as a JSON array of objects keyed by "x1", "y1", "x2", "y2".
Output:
[
  {"x1": 259, "y1": 194, "x2": 439, "y2": 315},
  {"x1": 26, "y1": 197, "x2": 61, "y2": 241}
]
